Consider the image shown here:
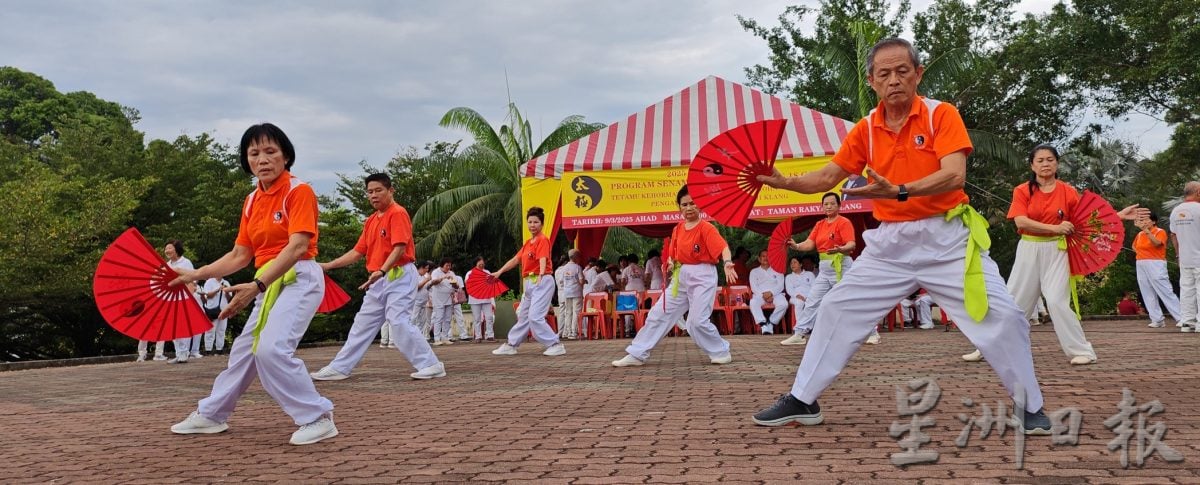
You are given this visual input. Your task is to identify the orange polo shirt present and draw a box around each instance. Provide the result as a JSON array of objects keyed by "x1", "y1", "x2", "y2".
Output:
[
  {"x1": 670, "y1": 220, "x2": 728, "y2": 265},
  {"x1": 235, "y1": 172, "x2": 320, "y2": 267},
  {"x1": 1006, "y1": 181, "x2": 1079, "y2": 237},
  {"x1": 1134, "y1": 227, "x2": 1168, "y2": 260},
  {"x1": 832, "y1": 96, "x2": 973, "y2": 222},
  {"x1": 353, "y1": 202, "x2": 415, "y2": 272},
  {"x1": 519, "y1": 233, "x2": 552, "y2": 276},
  {"x1": 807, "y1": 215, "x2": 855, "y2": 252}
]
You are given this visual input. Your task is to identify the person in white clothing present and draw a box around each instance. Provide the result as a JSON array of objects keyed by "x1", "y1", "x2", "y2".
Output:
[
  {"x1": 644, "y1": 249, "x2": 665, "y2": 290},
  {"x1": 412, "y1": 261, "x2": 433, "y2": 339},
  {"x1": 748, "y1": 250, "x2": 789, "y2": 334},
  {"x1": 583, "y1": 258, "x2": 599, "y2": 291},
  {"x1": 464, "y1": 256, "x2": 497, "y2": 342},
  {"x1": 164, "y1": 240, "x2": 203, "y2": 363},
  {"x1": 1170, "y1": 181, "x2": 1200, "y2": 333},
  {"x1": 785, "y1": 256, "x2": 816, "y2": 312},
  {"x1": 450, "y1": 273, "x2": 469, "y2": 340},
  {"x1": 555, "y1": 250, "x2": 584, "y2": 339},
  {"x1": 901, "y1": 289, "x2": 935, "y2": 329},
  {"x1": 1133, "y1": 212, "x2": 1182, "y2": 328},
  {"x1": 617, "y1": 253, "x2": 646, "y2": 335},
  {"x1": 427, "y1": 258, "x2": 459, "y2": 346},
  {"x1": 588, "y1": 263, "x2": 617, "y2": 294},
  {"x1": 491, "y1": 206, "x2": 566, "y2": 357},
  {"x1": 201, "y1": 277, "x2": 232, "y2": 353},
  {"x1": 308, "y1": 173, "x2": 445, "y2": 382}
]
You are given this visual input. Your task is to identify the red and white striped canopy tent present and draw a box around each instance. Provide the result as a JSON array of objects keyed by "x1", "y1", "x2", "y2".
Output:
[
  {"x1": 518, "y1": 75, "x2": 873, "y2": 259},
  {"x1": 520, "y1": 75, "x2": 855, "y2": 180}
]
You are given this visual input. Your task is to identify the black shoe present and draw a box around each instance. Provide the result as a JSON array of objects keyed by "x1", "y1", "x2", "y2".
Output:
[
  {"x1": 752, "y1": 394, "x2": 823, "y2": 426},
  {"x1": 1022, "y1": 408, "x2": 1051, "y2": 435}
]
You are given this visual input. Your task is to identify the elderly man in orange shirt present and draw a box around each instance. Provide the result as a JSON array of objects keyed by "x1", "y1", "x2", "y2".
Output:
[{"x1": 751, "y1": 38, "x2": 1053, "y2": 434}]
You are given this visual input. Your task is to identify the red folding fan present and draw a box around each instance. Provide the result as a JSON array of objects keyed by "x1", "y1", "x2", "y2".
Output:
[
  {"x1": 93, "y1": 228, "x2": 211, "y2": 341},
  {"x1": 768, "y1": 218, "x2": 794, "y2": 274},
  {"x1": 686, "y1": 119, "x2": 788, "y2": 227},
  {"x1": 317, "y1": 273, "x2": 351, "y2": 313},
  {"x1": 468, "y1": 268, "x2": 508, "y2": 299},
  {"x1": 1066, "y1": 190, "x2": 1125, "y2": 276}
]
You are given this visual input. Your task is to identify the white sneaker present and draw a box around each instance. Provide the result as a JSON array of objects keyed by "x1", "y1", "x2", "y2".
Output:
[
  {"x1": 379, "y1": 343, "x2": 387, "y2": 348},
  {"x1": 675, "y1": 321, "x2": 686, "y2": 331},
  {"x1": 865, "y1": 333, "x2": 881, "y2": 345},
  {"x1": 443, "y1": 340, "x2": 454, "y2": 345},
  {"x1": 136, "y1": 354, "x2": 147, "y2": 362},
  {"x1": 153, "y1": 354, "x2": 168, "y2": 361},
  {"x1": 542, "y1": 343, "x2": 566, "y2": 356},
  {"x1": 190, "y1": 352, "x2": 202, "y2": 359},
  {"x1": 962, "y1": 349, "x2": 984, "y2": 362},
  {"x1": 612, "y1": 354, "x2": 645, "y2": 367},
  {"x1": 167, "y1": 356, "x2": 188, "y2": 364},
  {"x1": 710, "y1": 353, "x2": 732, "y2": 365},
  {"x1": 410, "y1": 362, "x2": 446, "y2": 380},
  {"x1": 780, "y1": 334, "x2": 807, "y2": 346},
  {"x1": 432, "y1": 340, "x2": 444, "y2": 346},
  {"x1": 1149, "y1": 321, "x2": 1165, "y2": 328},
  {"x1": 290, "y1": 413, "x2": 338, "y2": 445},
  {"x1": 1070, "y1": 355, "x2": 1097, "y2": 365},
  {"x1": 309, "y1": 366, "x2": 350, "y2": 381},
  {"x1": 1183, "y1": 324, "x2": 1196, "y2": 333},
  {"x1": 1176, "y1": 321, "x2": 1184, "y2": 327},
  {"x1": 387, "y1": 343, "x2": 397, "y2": 348},
  {"x1": 171, "y1": 411, "x2": 228, "y2": 434},
  {"x1": 919, "y1": 323, "x2": 935, "y2": 330},
  {"x1": 762, "y1": 324, "x2": 774, "y2": 335},
  {"x1": 492, "y1": 343, "x2": 518, "y2": 355}
]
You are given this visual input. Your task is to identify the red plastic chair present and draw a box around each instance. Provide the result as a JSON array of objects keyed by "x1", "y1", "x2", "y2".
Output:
[
  {"x1": 725, "y1": 285, "x2": 754, "y2": 334},
  {"x1": 611, "y1": 290, "x2": 640, "y2": 339},
  {"x1": 579, "y1": 292, "x2": 610, "y2": 340},
  {"x1": 883, "y1": 304, "x2": 905, "y2": 332},
  {"x1": 636, "y1": 290, "x2": 663, "y2": 332},
  {"x1": 709, "y1": 289, "x2": 733, "y2": 335}
]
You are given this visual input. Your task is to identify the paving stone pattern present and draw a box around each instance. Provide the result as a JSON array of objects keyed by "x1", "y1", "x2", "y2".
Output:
[{"x1": 0, "y1": 320, "x2": 1196, "y2": 484}]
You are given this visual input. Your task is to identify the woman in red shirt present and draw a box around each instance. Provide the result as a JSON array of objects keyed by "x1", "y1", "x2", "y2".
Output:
[
  {"x1": 490, "y1": 207, "x2": 566, "y2": 356},
  {"x1": 167, "y1": 123, "x2": 337, "y2": 445}
]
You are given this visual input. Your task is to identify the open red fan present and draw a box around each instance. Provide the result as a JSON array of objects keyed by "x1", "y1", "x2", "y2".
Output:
[
  {"x1": 467, "y1": 268, "x2": 508, "y2": 299},
  {"x1": 1067, "y1": 190, "x2": 1125, "y2": 276},
  {"x1": 317, "y1": 274, "x2": 351, "y2": 313},
  {"x1": 768, "y1": 218, "x2": 794, "y2": 273},
  {"x1": 93, "y1": 228, "x2": 211, "y2": 341},
  {"x1": 686, "y1": 119, "x2": 788, "y2": 227}
]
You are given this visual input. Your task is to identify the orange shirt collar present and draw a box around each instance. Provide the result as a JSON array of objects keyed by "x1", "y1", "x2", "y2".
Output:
[
  {"x1": 869, "y1": 95, "x2": 927, "y2": 130},
  {"x1": 256, "y1": 170, "x2": 293, "y2": 195}
]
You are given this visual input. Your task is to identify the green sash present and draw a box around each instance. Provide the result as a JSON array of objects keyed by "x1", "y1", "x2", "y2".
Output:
[
  {"x1": 251, "y1": 261, "x2": 298, "y2": 354},
  {"x1": 945, "y1": 204, "x2": 992, "y2": 322},
  {"x1": 818, "y1": 252, "x2": 845, "y2": 282}
]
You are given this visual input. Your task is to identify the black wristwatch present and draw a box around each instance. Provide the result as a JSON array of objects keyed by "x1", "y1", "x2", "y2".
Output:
[{"x1": 897, "y1": 184, "x2": 909, "y2": 202}]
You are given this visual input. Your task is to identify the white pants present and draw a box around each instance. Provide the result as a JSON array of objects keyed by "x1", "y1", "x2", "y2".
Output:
[
  {"x1": 138, "y1": 340, "x2": 166, "y2": 357},
  {"x1": 1008, "y1": 239, "x2": 1095, "y2": 360},
  {"x1": 431, "y1": 304, "x2": 454, "y2": 342},
  {"x1": 791, "y1": 258, "x2": 853, "y2": 335},
  {"x1": 204, "y1": 317, "x2": 228, "y2": 351},
  {"x1": 471, "y1": 303, "x2": 495, "y2": 339},
  {"x1": 196, "y1": 260, "x2": 333, "y2": 426},
  {"x1": 557, "y1": 296, "x2": 581, "y2": 338},
  {"x1": 413, "y1": 305, "x2": 432, "y2": 338},
  {"x1": 1179, "y1": 267, "x2": 1200, "y2": 325},
  {"x1": 379, "y1": 320, "x2": 391, "y2": 345},
  {"x1": 326, "y1": 263, "x2": 440, "y2": 374},
  {"x1": 452, "y1": 304, "x2": 468, "y2": 339},
  {"x1": 901, "y1": 295, "x2": 933, "y2": 325},
  {"x1": 789, "y1": 216, "x2": 1045, "y2": 413},
  {"x1": 750, "y1": 294, "x2": 789, "y2": 330},
  {"x1": 1136, "y1": 259, "x2": 1182, "y2": 324},
  {"x1": 506, "y1": 276, "x2": 560, "y2": 348},
  {"x1": 625, "y1": 264, "x2": 730, "y2": 361},
  {"x1": 174, "y1": 334, "x2": 202, "y2": 357}
]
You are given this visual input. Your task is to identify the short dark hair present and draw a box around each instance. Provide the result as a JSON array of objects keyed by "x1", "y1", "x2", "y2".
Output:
[
  {"x1": 440, "y1": 257, "x2": 453, "y2": 267},
  {"x1": 418, "y1": 261, "x2": 433, "y2": 270},
  {"x1": 475, "y1": 255, "x2": 486, "y2": 264},
  {"x1": 676, "y1": 185, "x2": 690, "y2": 205},
  {"x1": 365, "y1": 173, "x2": 392, "y2": 189},
  {"x1": 1148, "y1": 212, "x2": 1159, "y2": 223},
  {"x1": 626, "y1": 253, "x2": 639, "y2": 264},
  {"x1": 822, "y1": 192, "x2": 841, "y2": 205},
  {"x1": 526, "y1": 206, "x2": 545, "y2": 223},
  {"x1": 617, "y1": 255, "x2": 628, "y2": 264},
  {"x1": 647, "y1": 249, "x2": 660, "y2": 259},
  {"x1": 866, "y1": 38, "x2": 920, "y2": 76},
  {"x1": 238, "y1": 123, "x2": 295, "y2": 175},
  {"x1": 167, "y1": 239, "x2": 184, "y2": 256}
]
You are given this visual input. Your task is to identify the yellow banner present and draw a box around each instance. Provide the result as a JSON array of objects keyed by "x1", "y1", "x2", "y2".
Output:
[{"x1": 558, "y1": 157, "x2": 872, "y2": 229}]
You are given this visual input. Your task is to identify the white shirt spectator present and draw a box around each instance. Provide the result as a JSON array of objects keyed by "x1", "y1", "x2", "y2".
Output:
[
  {"x1": 558, "y1": 261, "x2": 584, "y2": 298},
  {"x1": 1171, "y1": 201, "x2": 1200, "y2": 268},
  {"x1": 583, "y1": 265, "x2": 599, "y2": 290},
  {"x1": 588, "y1": 271, "x2": 615, "y2": 294},
  {"x1": 645, "y1": 256, "x2": 665, "y2": 290},
  {"x1": 621, "y1": 263, "x2": 646, "y2": 291},
  {"x1": 785, "y1": 271, "x2": 815, "y2": 302},
  {"x1": 202, "y1": 278, "x2": 231, "y2": 311},
  {"x1": 428, "y1": 267, "x2": 457, "y2": 306},
  {"x1": 749, "y1": 266, "x2": 786, "y2": 298}
]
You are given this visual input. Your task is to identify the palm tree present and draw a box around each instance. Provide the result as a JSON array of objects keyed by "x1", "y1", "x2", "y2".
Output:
[{"x1": 413, "y1": 102, "x2": 603, "y2": 257}]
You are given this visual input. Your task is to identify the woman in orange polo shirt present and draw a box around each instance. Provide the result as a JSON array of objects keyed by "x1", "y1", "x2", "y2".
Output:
[
  {"x1": 167, "y1": 123, "x2": 337, "y2": 445},
  {"x1": 490, "y1": 207, "x2": 566, "y2": 356},
  {"x1": 1134, "y1": 212, "x2": 1182, "y2": 327}
]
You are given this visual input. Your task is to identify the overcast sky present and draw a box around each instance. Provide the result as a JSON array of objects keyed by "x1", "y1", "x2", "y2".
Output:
[{"x1": 2, "y1": 0, "x2": 1171, "y2": 196}]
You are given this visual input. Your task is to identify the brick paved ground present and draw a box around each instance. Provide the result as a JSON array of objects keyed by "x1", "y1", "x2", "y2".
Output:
[{"x1": 1, "y1": 320, "x2": 1196, "y2": 484}]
